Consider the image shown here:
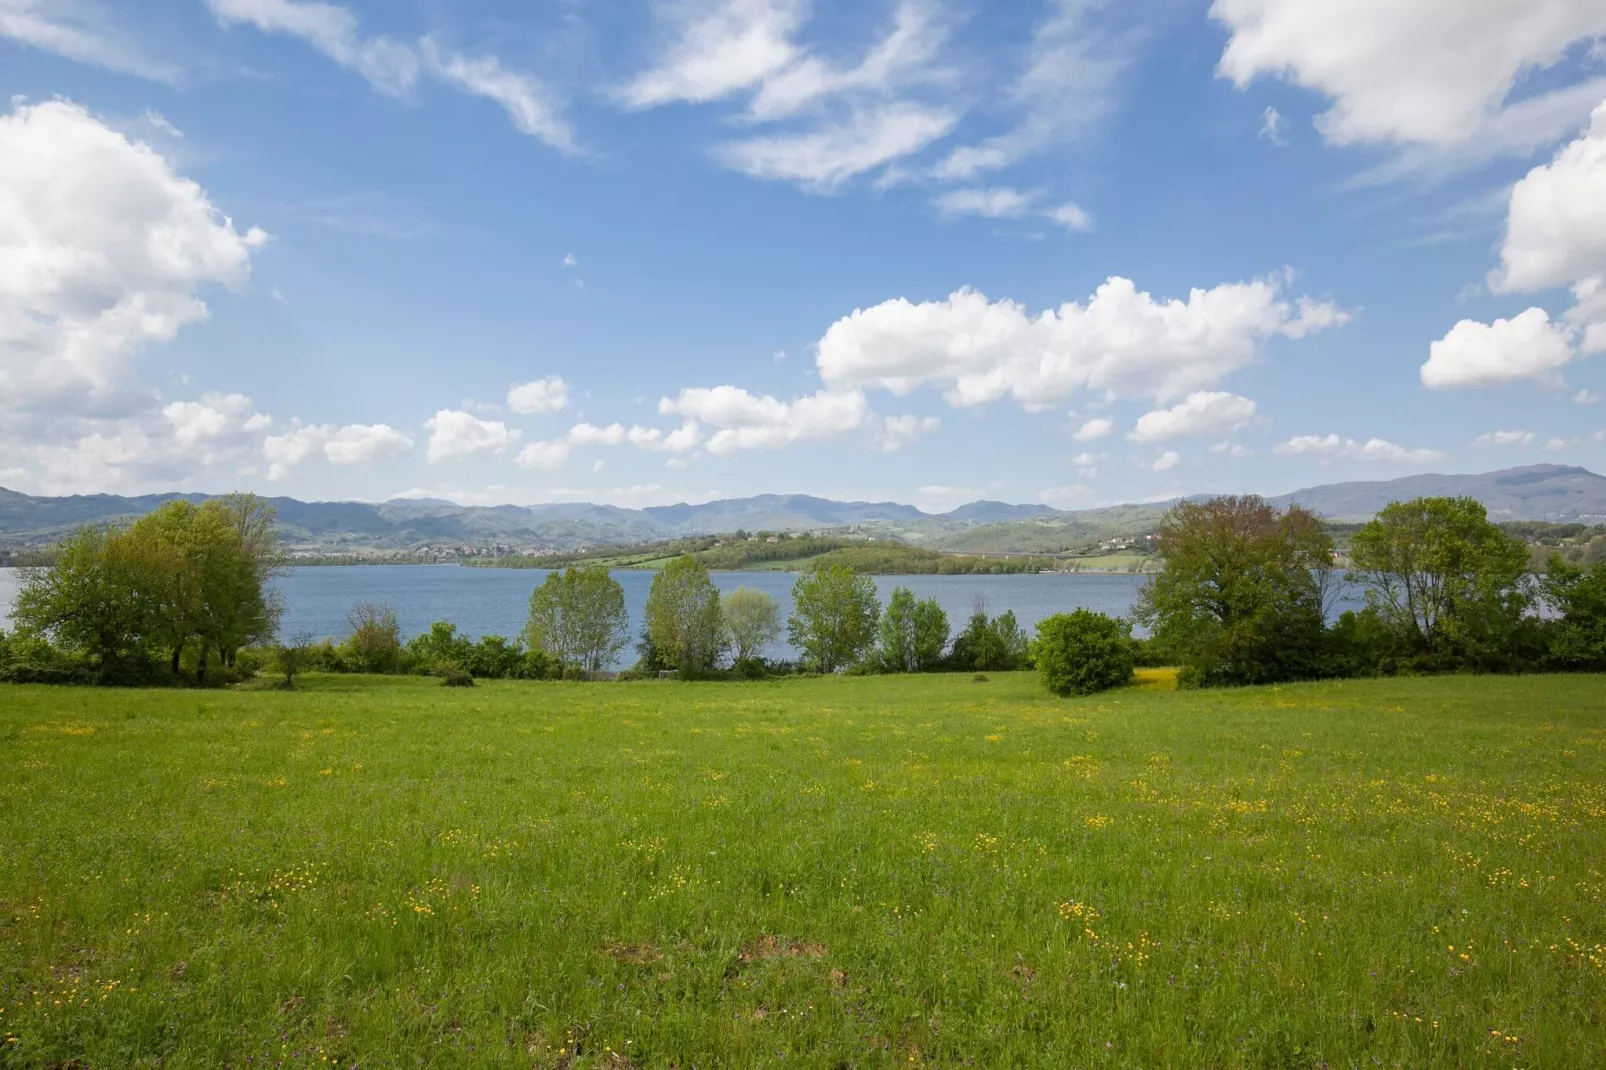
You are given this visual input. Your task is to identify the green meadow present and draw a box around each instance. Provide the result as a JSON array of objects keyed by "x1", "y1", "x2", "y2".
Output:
[{"x1": 1, "y1": 673, "x2": 1603, "y2": 1068}]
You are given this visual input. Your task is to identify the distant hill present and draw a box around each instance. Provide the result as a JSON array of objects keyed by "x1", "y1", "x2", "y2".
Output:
[
  {"x1": 1269, "y1": 464, "x2": 1606, "y2": 522},
  {"x1": 1, "y1": 464, "x2": 1601, "y2": 555}
]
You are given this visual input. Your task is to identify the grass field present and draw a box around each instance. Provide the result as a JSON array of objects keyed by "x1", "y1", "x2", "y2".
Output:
[{"x1": 2, "y1": 673, "x2": 1603, "y2": 1068}]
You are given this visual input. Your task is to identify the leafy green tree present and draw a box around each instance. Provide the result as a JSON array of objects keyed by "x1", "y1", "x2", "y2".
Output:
[
  {"x1": 644, "y1": 555, "x2": 726, "y2": 672},
  {"x1": 722, "y1": 587, "x2": 781, "y2": 664},
  {"x1": 1033, "y1": 610, "x2": 1134, "y2": 696},
  {"x1": 1134, "y1": 496, "x2": 1333, "y2": 687},
  {"x1": 1348, "y1": 497, "x2": 1534, "y2": 670},
  {"x1": 12, "y1": 523, "x2": 166, "y2": 682},
  {"x1": 911, "y1": 596, "x2": 950, "y2": 671},
  {"x1": 523, "y1": 565, "x2": 630, "y2": 673},
  {"x1": 1542, "y1": 556, "x2": 1606, "y2": 670},
  {"x1": 949, "y1": 600, "x2": 1027, "y2": 671},
  {"x1": 788, "y1": 566, "x2": 880, "y2": 673},
  {"x1": 343, "y1": 601, "x2": 403, "y2": 674},
  {"x1": 875, "y1": 587, "x2": 919, "y2": 672},
  {"x1": 406, "y1": 621, "x2": 473, "y2": 673}
]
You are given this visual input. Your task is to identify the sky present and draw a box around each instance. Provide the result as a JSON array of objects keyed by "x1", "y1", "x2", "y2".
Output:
[{"x1": 2, "y1": 0, "x2": 1605, "y2": 514}]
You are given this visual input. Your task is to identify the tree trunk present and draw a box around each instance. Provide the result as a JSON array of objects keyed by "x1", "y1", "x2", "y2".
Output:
[
  {"x1": 171, "y1": 643, "x2": 184, "y2": 676},
  {"x1": 196, "y1": 643, "x2": 209, "y2": 684}
]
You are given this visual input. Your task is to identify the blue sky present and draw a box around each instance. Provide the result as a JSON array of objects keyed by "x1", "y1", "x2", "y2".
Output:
[{"x1": 2, "y1": 0, "x2": 1605, "y2": 512}]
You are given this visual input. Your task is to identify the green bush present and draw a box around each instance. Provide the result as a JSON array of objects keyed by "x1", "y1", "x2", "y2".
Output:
[
  {"x1": 1032, "y1": 610, "x2": 1135, "y2": 697},
  {"x1": 436, "y1": 662, "x2": 474, "y2": 687}
]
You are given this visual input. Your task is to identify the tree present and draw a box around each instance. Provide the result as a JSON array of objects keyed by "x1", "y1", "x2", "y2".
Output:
[
  {"x1": 522, "y1": 565, "x2": 630, "y2": 673},
  {"x1": 910, "y1": 596, "x2": 950, "y2": 671},
  {"x1": 1348, "y1": 497, "x2": 1534, "y2": 670},
  {"x1": 723, "y1": 587, "x2": 781, "y2": 664},
  {"x1": 949, "y1": 599, "x2": 1027, "y2": 671},
  {"x1": 1134, "y1": 496, "x2": 1333, "y2": 687},
  {"x1": 344, "y1": 602, "x2": 403, "y2": 674},
  {"x1": 875, "y1": 587, "x2": 919, "y2": 672},
  {"x1": 11, "y1": 523, "x2": 166, "y2": 683},
  {"x1": 274, "y1": 631, "x2": 315, "y2": 689},
  {"x1": 788, "y1": 566, "x2": 880, "y2": 673},
  {"x1": 1033, "y1": 610, "x2": 1134, "y2": 696},
  {"x1": 644, "y1": 555, "x2": 726, "y2": 672},
  {"x1": 1542, "y1": 555, "x2": 1606, "y2": 671}
]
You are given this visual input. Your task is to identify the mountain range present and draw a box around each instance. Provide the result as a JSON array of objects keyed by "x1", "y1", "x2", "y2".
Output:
[{"x1": 1, "y1": 465, "x2": 1602, "y2": 556}]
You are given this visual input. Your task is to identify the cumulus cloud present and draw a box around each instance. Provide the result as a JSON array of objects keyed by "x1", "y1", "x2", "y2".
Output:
[
  {"x1": 1491, "y1": 100, "x2": 1606, "y2": 347},
  {"x1": 1073, "y1": 418, "x2": 1114, "y2": 442},
  {"x1": 814, "y1": 274, "x2": 1347, "y2": 410},
  {"x1": 1275, "y1": 434, "x2": 1445, "y2": 463},
  {"x1": 423, "y1": 409, "x2": 519, "y2": 461},
  {"x1": 163, "y1": 393, "x2": 273, "y2": 463},
  {"x1": 1422, "y1": 308, "x2": 1577, "y2": 389},
  {"x1": 263, "y1": 421, "x2": 412, "y2": 479},
  {"x1": 1212, "y1": 0, "x2": 1606, "y2": 147},
  {"x1": 0, "y1": 99, "x2": 267, "y2": 407},
  {"x1": 515, "y1": 439, "x2": 571, "y2": 471},
  {"x1": 914, "y1": 484, "x2": 982, "y2": 513},
  {"x1": 1210, "y1": 441, "x2": 1253, "y2": 458},
  {"x1": 1034, "y1": 484, "x2": 1090, "y2": 509},
  {"x1": 1473, "y1": 430, "x2": 1536, "y2": 447},
  {"x1": 658, "y1": 386, "x2": 871, "y2": 453},
  {"x1": 507, "y1": 376, "x2": 570, "y2": 415},
  {"x1": 1149, "y1": 450, "x2": 1181, "y2": 472},
  {"x1": 872, "y1": 414, "x2": 940, "y2": 452},
  {"x1": 1129, "y1": 391, "x2": 1257, "y2": 443}
]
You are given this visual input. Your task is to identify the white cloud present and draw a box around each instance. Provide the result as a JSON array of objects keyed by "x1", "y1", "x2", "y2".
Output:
[
  {"x1": 163, "y1": 392, "x2": 272, "y2": 463},
  {"x1": 873, "y1": 414, "x2": 940, "y2": 452},
  {"x1": 1034, "y1": 484, "x2": 1090, "y2": 509},
  {"x1": 914, "y1": 484, "x2": 982, "y2": 513},
  {"x1": 507, "y1": 376, "x2": 570, "y2": 415},
  {"x1": 659, "y1": 386, "x2": 871, "y2": 453},
  {"x1": 567, "y1": 422, "x2": 627, "y2": 447},
  {"x1": 1276, "y1": 433, "x2": 1445, "y2": 463},
  {"x1": 0, "y1": 0, "x2": 178, "y2": 81},
  {"x1": 263, "y1": 420, "x2": 412, "y2": 479},
  {"x1": 0, "y1": 100, "x2": 268, "y2": 409},
  {"x1": 208, "y1": 0, "x2": 419, "y2": 94},
  {"x1": 1577, "y1": 389, "x2": 1604, "y2": 403},
  {"x1": 933, "y1": 186, "x2": 1093, "y2": 231},
  {"x1": 1492, "y1": 100, "x2": 1606, "y2": 343},
  {"x1": 1149, "y1": 450, "x2": 1181, "y2": 472},
  {"x1": 1422, "y1": 308, "x2": 1577, "y2": 389},
  {"x1": 515, "y1": 439, "x2": 571, "y2": 471},
  {"x1": 1129, "y1": 391, "x2": 1257, "y2": 443},
  {"x1": 623, "y1": 0, "x2": 959, "y2": 189},
  {"x1": 717, "y1": 102, "x2": 958, "y2": 190},
  {"x1": 1073, "y1": 418, "x2": 1114, "y2": 442},
  {"x1": 1546, "y1": 436, "x2": 1569, "y2": 451},
  {"x1": 420, "y1": 40, "x2": 575, "y2": 153},
  {"x1": 1473, "y1": 429, "x2": 1536, "y2": 447},
  {"x1": 1210, "y1": 441, "x2": 1253, "y2": 458},
  {"x1": 423, "y1": 409, "x2": 520, "y2": 461},
  {"x1": 934, "y1": 0, "x2": 1132, "y2": 180},
  {"x1": 1071, "y1": 450, "x2": 1101, "y2": 477},
  {"x1": 814, "y1": 274, "x2": 1347, "y2": 410},
  {"x1": 618, "y1": 0, "x2": 805, "y2": 108},
  {"x1": 209, "y1": 0, "x2": 571, "y2": 148},
  {"x1": 1259, "y1": 105, "x2": 1287, "y2": 146},
  {"x1": 1212, "y1": 0, "x2": 1606, "y2": 147}
]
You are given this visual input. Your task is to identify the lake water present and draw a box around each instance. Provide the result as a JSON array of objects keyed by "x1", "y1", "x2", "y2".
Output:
[{"x1": 0, "y1": 565, "x2": 1149, "y2": 666}]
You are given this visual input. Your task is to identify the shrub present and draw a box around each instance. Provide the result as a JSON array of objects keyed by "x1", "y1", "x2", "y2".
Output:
[
  {"x1": 1033, "y1": 610, "x2": 1135, "y2": 697},
  {"x1": 436, "y1": 662, "x2": 474, "y2": 687}
]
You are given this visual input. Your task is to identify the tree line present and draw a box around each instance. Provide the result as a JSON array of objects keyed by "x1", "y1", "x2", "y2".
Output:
[
  {"x1": 1135, "y1": 494, "x2": 1606, "y2": 686},
  {"x1": 6, "y1": 491, "x2": 1602, "y2": 695}
]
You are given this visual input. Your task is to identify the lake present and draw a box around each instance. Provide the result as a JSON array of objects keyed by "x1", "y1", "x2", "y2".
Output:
[{"x1": 0, "y1": 566, "x2": 1150, "y2": 666}]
